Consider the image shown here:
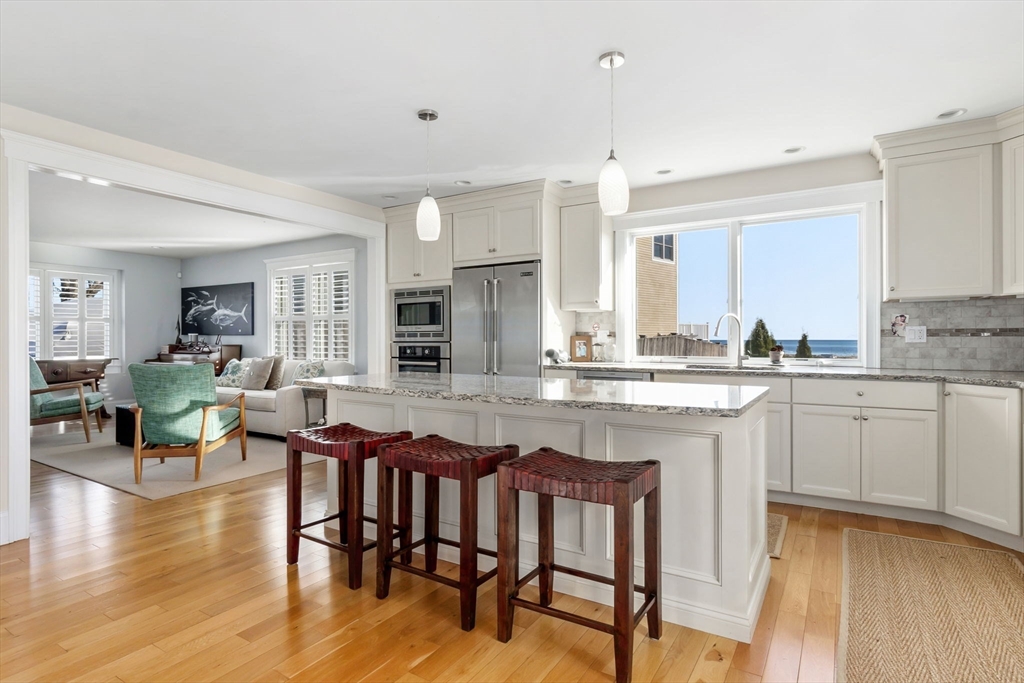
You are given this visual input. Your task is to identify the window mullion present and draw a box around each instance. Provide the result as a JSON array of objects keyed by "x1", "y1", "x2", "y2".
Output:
[{"x1": 727, "y1": 220, "x2": 742, "y2": 354}]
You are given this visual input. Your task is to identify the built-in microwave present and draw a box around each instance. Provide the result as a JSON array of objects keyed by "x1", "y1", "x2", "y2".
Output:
[{"x1": 392, "y1": 286, "x2": 450, "y2": 341}]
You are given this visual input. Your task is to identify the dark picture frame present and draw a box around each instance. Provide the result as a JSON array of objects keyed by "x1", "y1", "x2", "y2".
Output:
[{"x1": 181, "y1": 282, "x2": 254, "y2": 336}]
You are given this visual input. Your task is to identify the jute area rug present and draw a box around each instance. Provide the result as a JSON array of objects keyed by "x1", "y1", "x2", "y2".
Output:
[
  {"x1": 31, "y1": 430, "x2": 323, "y2": 500},
  {"x1": 767, "y1": 512, "x2": 788, "y2": 559},
  {"x1": 838, "y1": 529, "x2": 1024, "y2": 683}
]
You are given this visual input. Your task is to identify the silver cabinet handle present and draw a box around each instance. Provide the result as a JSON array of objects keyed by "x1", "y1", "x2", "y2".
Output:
[
  {"x1": 853, "y1": 415, "x2": 860, "y2": 420},
  {"x1": 483, "y1": 279, "x2": 491, "y2": 374},
  {"x1": 856, "y1": 390, "x2": 864, "y2": 396},
  {"x1": 493, "y1": 278, "x2": 501, "y2": 374},
  {"x1": 889, "y1": 286, "x2": 895, "y2": 291},
  {"x1": 943, "y1": 391, "x2": 951, "y2": 396},
  {"x1": 862, "y1": 416, "x2": 870, "y2": 421}
]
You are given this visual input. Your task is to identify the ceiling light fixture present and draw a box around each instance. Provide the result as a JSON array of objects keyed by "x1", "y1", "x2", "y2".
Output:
[
  {"x1": 783, "y1": 146, "x2": 806, "y2": 154},
  {"x1": 598, "y1": 51, "x2": 628, "y2": 216},
  {"x1": 937, "y1": 108, "x2": 967, "y2": 120},
  {"x1": 557, "y1": 180, "x2": 573, "y2": 186},
  {"x1": 656, "y1": 169, "x2": 673, "y2": 175},
  {"x1": 382, "y1": 194, "x2": 398, "y2": 200},
  {"x1": 415, "y1": 109, "x2": 441, "y2": 241},
  {"x1": 454, "y1": 180, "x2": 472, "y2": 186}
]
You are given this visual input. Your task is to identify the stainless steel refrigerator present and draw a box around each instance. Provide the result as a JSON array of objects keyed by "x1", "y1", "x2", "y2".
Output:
[{"x1": 451, "y1": 261, "x2": 541, "y2": 377}]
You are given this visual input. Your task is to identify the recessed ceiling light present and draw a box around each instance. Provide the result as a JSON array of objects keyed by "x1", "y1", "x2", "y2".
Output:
[
  {"x1": 783, "y1": 146, "x2": 806, "y2": 154},
  {"x1": 381, "y1": 194, "x2": 398, "y2": 200},
  {"x1": 151, "y1": 246, "x2": 164, "y2": 250},
  {"x1": 57, "y1": 172, "x2": 84, "y2": 181},
  {"x1": 454, "y1": 180, "x2": 472, "y2": 186},
  {"x1": 557, "y1": 179, "x2": 573, "y2": 186},
  {"x1": 937, "y1": 108, "x2": 967, "y2": 120},
  {"x1": 85, "y1": 177, "x2": 111, "y2": 186},
  {"x1": 656, "y1": 169, "x2": 674, "y2": 175}
]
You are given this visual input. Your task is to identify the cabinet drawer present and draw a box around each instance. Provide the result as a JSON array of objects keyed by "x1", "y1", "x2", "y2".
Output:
[
  {"x1": 793, "y1": 379, "x2": 936, "y2": 410},
  {"x1": 655, "y1": 374, "x2": 791, "y2": 402}
]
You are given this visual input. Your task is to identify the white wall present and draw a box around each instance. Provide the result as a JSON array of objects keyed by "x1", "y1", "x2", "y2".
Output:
[
  {"x1": 180, "y1": 234, "x2": 369, "y2": 373},
  {"x1": 29, "y1": 241, "x2": 182, "y2": 401}
]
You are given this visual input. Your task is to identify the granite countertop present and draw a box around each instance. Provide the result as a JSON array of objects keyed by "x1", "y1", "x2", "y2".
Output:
[
  {"x1": 297, "y1": 373, "x2": 770, "y2": 418},
  {"x1": 547, "y1": 362, "x2": 1024, "y2": 389}
]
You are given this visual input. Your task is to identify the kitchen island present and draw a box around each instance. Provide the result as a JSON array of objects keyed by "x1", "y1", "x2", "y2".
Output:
[{"x1": 297, "y1": 373, "x2": 771, "y2": 642}]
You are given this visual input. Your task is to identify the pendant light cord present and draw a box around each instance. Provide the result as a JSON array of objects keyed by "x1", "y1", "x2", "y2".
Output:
[
  {"x1": 609, "y1": 57, "x2": 615, "y2": 155},
  {"x1": 425, "y1": 115, "x2": 431, "y2": 193}
]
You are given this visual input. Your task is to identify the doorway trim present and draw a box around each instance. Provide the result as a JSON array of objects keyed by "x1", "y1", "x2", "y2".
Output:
[{"x1": 0, "y1": 130, "x2": 387, "y2": 544}]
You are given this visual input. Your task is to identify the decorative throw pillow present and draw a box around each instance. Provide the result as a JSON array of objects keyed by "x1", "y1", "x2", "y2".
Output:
[
  {"x1": 217, "y1": 358, "x2": 248, "y2": 387},
  {"x1": 262, "y1": 355, "x2": 287, "y2": 391},
  {"x1": 241, "y1": 357, "x2": 275, "y2": 390},
  {"x1": 292, "y1": 359, "x2": 325, "y2": 382}
]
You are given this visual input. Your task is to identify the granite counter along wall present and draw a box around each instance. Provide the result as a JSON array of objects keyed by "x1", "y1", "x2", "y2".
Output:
[{"x1": 881, "y1": 297, "x2": 1024, "y2": 372}]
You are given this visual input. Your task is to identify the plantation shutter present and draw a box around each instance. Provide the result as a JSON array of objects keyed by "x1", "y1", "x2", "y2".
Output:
[
  {"x1": 28, "y1": 269, "x2": 41, "y2": 358},
  {"x1": 269, "y1": 257, "x2": 352, "y2": 363},
  {"x1": 30, "y1": 268, "x2": 116, "y2": 360}
]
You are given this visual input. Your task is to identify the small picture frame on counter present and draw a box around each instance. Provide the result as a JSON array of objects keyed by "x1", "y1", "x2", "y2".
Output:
[{"x1": 570, "y1": 335, "x2": 592, "y2": 362}]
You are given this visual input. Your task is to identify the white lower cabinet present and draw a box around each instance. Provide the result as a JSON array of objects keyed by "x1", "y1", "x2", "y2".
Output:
[
  {"x1": 944, "y1": 384, "x2": 1022, "y2": 535},
  {"x1": 766, "y1": 403, "x2": 792, "y2": 492},
  {"x1": 793, "y1": 404, "x2": 861, "y2": 501},
  {"x1": 861, "y1": 408, "x2": 938, "y2": 510}
]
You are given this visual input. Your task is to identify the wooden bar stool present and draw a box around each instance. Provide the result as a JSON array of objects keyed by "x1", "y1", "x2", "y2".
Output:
[
  {"x1": 496, "y1": 447, "x2": 662, "y2": 683},
  {"x1": 376, "y1": 434, "x2": 520, "y2": 631},
  {"x1": 286, "y1": 423, "x2": 412, "y2": 589}
]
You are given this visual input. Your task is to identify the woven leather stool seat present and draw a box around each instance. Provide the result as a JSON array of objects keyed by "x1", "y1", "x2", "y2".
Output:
[
  {"x1": 497, "y1": 447, "x2": 662, "y2": 683},
  {"x1": 503, "y1": 447, "x2": 658, "y2": 505},
  {"x1": 377, "y1": 434, "x2": 520, "y2": 631},
  {"x1": 287, "y1": 423, "x2": 411, "y2": 459},
  {"x1": 379, "y1": 434, "x2": 519, "y2": 479},
  {"x1": 287, "y1": 423, "x2": 412, "y2": 590}
]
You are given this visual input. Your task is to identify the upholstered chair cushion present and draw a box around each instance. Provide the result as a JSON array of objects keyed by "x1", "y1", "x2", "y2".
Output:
[
  {"x1": 128, "y1": 363, "x2": 223, "y2": 445},
  {"x1": 241, "y1": 357, "x2": 274, "y2": 390},
  {"x1": 40, "y1": 392, "x2": 106, "y2": 418},
  {"x1": 29, "y1": 357, "x2": 54, "y2": 419}
]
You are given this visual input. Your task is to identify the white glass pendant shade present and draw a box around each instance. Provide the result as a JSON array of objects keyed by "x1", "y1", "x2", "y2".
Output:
[
  {"x1": 416, "y1": 192, "x2": 441, "y2": 241},
  {"x1": 598, "y1": 153, "x2": 629, "y2": 216}
]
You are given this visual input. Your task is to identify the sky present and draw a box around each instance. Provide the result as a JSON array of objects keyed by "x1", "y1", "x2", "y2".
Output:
[{"x1": 674, "y1": 214, "x2": 859, "y2": 341}]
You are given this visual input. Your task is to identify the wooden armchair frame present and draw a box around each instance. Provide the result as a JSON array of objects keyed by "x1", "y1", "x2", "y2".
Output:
[
  {"x1": 30, "y1": 379, "x2": 103, "y2": 443},
  {"x1": 130, "y1": 392, "x2": 247, "y2": 484}
]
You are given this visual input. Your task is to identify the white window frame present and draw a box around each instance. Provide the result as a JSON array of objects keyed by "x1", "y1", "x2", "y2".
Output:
[
  {"x1": 651, "y1": 234, "x2": 676, "y2": 263},
  {"x1": 614, "y1": 181, "x2": 882, "y2": 367},
  {"x1": 265, "y1": 249, "x2": 356, "y2": 362},
  {"x1": 29, "y1": 262, "x2": 124, "y2": 372}
]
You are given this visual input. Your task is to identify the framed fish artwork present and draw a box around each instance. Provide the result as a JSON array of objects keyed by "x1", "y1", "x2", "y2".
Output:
[{"x1": 181, "y1": 282, "x2": 254, "y2": 336}]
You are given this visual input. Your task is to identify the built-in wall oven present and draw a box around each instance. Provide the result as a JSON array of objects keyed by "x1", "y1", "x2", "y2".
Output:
[
  {"x1": 392, "y1": 286, "x2": 450, "y2": 341},
  {"x1": 391, "y1": 343, "x2": 451, "y2": 374}
]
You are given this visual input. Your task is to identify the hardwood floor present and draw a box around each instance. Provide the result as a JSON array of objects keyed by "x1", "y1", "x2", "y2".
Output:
[{"x1": 2, "y1": 446, "x2": 1020, "y2": 683}]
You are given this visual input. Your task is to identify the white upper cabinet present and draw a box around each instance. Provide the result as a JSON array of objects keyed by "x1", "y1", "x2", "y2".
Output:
[
  {"x1": 452, "y1": 199, "x2": 541, "y2": 265},
  {"x1": 944, "y1": 384, "x2": 1021, "y2": 535},
  {"x1": 452, "y1": 207, "x2": 494, "y2": 263},
  {"x1": 1002, "y1": 136, "x2": 1024, "y2": 295},
  {"x1": 387, "y1": 215, "x2": 453, "y2": 285},
  {"x1": 560, "y1": 203, "x2": 613, "y2": 311},
  {"x1": 884, "y1": 145, "x2": 994, "y2": 299}
]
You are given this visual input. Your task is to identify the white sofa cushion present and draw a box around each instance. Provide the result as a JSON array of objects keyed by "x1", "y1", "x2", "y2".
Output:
[
  {"x1": 282, "y1": 359, "x2": 356, "y2": 386},
  {"x1": 215, "y1": 387, "x2": 277, "y2": 412}
]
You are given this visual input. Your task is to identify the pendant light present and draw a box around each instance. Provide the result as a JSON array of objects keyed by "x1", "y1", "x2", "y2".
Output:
[
  {"x1": 598, "y1": 51, "x2": 629, "y2": 216},
  {"x1": 416, "y1": 108, "x2": 441, "y2": 241}
]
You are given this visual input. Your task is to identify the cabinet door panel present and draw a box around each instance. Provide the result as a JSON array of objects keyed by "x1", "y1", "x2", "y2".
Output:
[
  {"x1": 861, "y1": 408, "x2": 938, "y2": 510},
  {"x1": 452, "y1": 208, "x2": 494, "y2": 263},
  {"x1": 792, "y1": 404, "x2": 861, "y2": 500},
  {"x1": 766, "y1": 403, "x2": 792, "y2": 492},
  {"x1": 885, "y1": 146, "x2": 993, "y2": 299},
  {"x1": 418, "y1": 214, "x2": 453, "y2": 281},
  {"x1": 494, "y1": 200, "x2": 540, "y2": 259},
  {"x1": 387, "y1": 220, "x2": 418, "y2": 284},
  {"x1": 1003, "y1": 136, "x2": 1024, "y2": 295},
  {"x1": 561, "y1": 203, "x2": 611, "y2": 310},
  {"x1": 945, "y1": 385, "x2": 1021, "y2": 534}
]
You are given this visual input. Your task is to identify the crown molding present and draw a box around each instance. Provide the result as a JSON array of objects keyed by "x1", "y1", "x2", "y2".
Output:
[
  {"x1": 871, "y1": 106, "x2": 1024, "y2": 162},
  {"x1": 383, "y1": 178, "x2": 552, "y2": 221}
]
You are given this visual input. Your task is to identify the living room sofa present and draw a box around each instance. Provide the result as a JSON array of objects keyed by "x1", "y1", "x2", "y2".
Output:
[{"x1": 214, "y1": 359, "x2": 354, "y2": 437}]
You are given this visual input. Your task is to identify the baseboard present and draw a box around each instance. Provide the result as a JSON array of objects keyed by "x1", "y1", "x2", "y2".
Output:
[
  {"x1": 768, "y1": 491, "x2": 1024, "y2": 552},
  {"x1": 0, "y1": 511, "x2": 9, "y2": 546}
]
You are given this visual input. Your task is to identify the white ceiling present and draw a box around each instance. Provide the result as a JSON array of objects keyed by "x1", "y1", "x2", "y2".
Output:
[
  {"x1": 29, "y1": 171, "x2": 334, "y2": 259},
  {"x1": 3, "y1": 1, "x2": 1022, "y2": 209}
]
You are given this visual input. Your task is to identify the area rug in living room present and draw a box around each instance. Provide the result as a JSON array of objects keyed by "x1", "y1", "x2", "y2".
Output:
[{"x1": 30, "y1": 431, "x2": 323, "y2": 500}]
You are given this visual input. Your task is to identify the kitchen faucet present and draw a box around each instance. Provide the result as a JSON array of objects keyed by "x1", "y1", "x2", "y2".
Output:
[{"x1": 714, "y1": 313, "x2": 749, "y2": 368}]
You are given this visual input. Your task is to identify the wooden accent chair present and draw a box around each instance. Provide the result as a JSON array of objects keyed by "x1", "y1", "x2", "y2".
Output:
[
  {"x1": 127, "y1": 363, "x2": 246, "y2": 484},
  {"x1": 29, "y1": 357, "x2": 105, "y2": 442}
]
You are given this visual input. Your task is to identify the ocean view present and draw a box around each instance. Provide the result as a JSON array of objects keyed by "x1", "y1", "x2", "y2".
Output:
[{"x1": 774, "y1": 339, "x2": 858, "y2": 358}]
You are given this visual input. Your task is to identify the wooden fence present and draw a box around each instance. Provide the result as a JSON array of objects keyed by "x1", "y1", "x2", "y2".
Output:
[{"x1": 636, "y1": 335, "x2": 727, "y2": 357}]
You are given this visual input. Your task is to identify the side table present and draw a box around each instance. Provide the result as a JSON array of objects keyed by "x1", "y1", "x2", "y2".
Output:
[
  {"x1": 115, "y1": 404, "x2": 136, "y2": 447},
  {"x1": 301, "y1": 386, "x2": 328, "y2": 428}
]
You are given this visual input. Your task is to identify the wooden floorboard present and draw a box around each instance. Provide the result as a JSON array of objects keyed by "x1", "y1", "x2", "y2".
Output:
[{"x1": 2, "y1": 436, "x2": 1018, "y2": 683}]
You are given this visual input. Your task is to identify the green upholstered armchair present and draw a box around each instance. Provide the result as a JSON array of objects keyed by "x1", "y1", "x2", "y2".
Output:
[
  {"x1": 127, "y1": 363, "x2": 246, "y2": 484},
  {"x1": 30, "y1": 356, "x2": 105, "y2": 442}
]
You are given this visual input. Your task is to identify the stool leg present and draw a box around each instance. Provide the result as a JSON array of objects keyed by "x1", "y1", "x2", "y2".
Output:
[
  {"x1": 338, "y1": 451, "x2": 349, "y2": 547},
  {"x1": 538, "y1": 493, "x2": 555, "y2": 607},
  {"x1": 644, "y1": 470, "x2": 662, "y2": 640},
  {"x1": 613, "y1": 483, "x2": 634, "y2": 683},
  {"x1": 458, "y1": 460, "x2": 479, "y2": 631},
  {"x1": 376, "y1": 460, "x2": 395, "y2": 599},
  {"x1": 286, "y1": 447, "x2": 302, "y2": 564},
  {"x1": 345, "y1": 444, "x2": 365, "y2": 590},
  {"x1": 398, "y1": 469, "x2": 414, "y2": 565},
  {"x1": 496, "y1": 464, "x2": 518, "y2": 642},
  {"x1": 424, "y1": 475, "x2": 440, "y2": 573}
]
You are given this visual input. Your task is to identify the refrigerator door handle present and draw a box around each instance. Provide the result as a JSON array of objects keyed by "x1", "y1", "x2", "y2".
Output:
[
  {"x1": 482, "y1": 278, "x2": 491, "y2": 374},
  {"x1": 493, "y1": 278, "x2": 501, "y2": 374}
]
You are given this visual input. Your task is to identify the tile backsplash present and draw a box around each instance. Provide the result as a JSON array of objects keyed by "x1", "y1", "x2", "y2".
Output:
[
  {"x1": 881, "y1": 297, "x2": 1024, "y2": 372},
  {"x1": 575, "y1": 311, "x2": 616, "y2": 337}
]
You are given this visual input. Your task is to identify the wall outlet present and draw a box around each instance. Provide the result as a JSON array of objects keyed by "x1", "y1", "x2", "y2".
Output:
[{"x1": 906, "y1": 326, "x2": 927, "y2": 343}]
